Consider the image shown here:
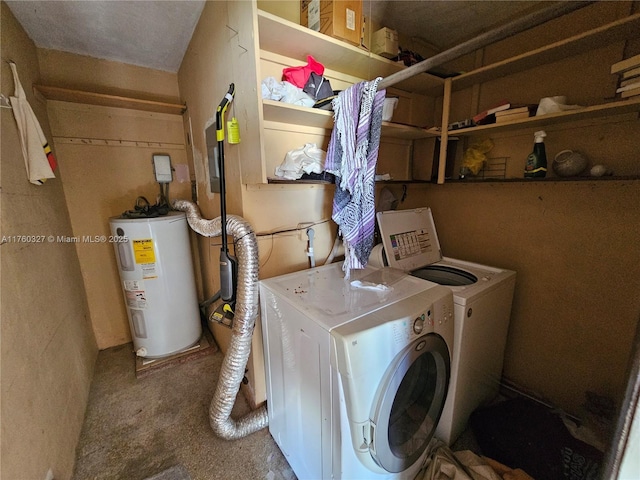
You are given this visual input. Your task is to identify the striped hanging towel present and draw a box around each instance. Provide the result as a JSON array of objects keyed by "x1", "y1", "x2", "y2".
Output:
[
  {"x1": 325, "y1": 78, "x2": 386, "y2": 278},
  {"x1": 9, "y1": 62, "x2": 57, "y2": 185}
]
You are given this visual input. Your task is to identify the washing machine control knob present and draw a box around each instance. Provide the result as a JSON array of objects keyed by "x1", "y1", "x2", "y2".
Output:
[{"x1": 413, "y1": 314, "x2": 425, "y2": 334}]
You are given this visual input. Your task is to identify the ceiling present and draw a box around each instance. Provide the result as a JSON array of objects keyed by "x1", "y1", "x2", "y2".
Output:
[
  {"x1": 6, "y1": 0, "x2": 545, "y2": 73},
  {"x1": 364, "y1": 0, "x2": 545, "y2": 51},
  {"x1": 5, "y1": 0, "x2": 206, "y2": 72}
]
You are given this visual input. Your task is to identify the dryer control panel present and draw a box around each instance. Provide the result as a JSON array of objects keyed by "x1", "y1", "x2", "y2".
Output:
[
  {"x1": 412, "y1": 310, "x2": 430, "y2": 334},
  {"x1": 390, "y1": 308, "x2": 432, "y2": 345},
  {"x1": 331, "y1": 286, "x2": 454, "y2": 381},
  {"x1": 388, "y1": 294, "x2": 454, "y2": 347},
  {"x1": 412, "y1": 299, "x2": 451, "y2": 333}
]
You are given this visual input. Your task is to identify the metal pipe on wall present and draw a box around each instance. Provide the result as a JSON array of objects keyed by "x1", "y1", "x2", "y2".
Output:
[{"x1": 172, "y1": 199, "x2": 268, "y2": 440}]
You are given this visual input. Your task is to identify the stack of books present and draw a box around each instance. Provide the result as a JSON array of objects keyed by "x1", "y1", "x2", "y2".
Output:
[
  {"x1": 494, "y1": 104, "x2": 537, "y2": 123},
  {"x1": 611, "y1": 53, "x2": 640, "y2": 99},
  {"x1": 471, "y1": 99, "x2": 510, "y2": 125}
]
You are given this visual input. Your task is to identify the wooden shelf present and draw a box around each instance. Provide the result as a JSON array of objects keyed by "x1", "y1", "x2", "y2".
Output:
[
  {"x1": 258, "y1": 8, "x2": 640, "y2": 185},
  {"x1": 380, "y1": 122, "x2": 439, "y2": 140},
  {"x1": 266, "y1": 178, "x2": 432, "y2": 185},
  {"x1": 267, "y1": 175, "x2": 640, "y2": 185},
  {"x1": 33, "y1": 85, "x2": 186, "y2": 115},
  {"x1": 267, "y1": 177, "x2": 334, "y2": 184},
  {"x1": 449, "y1": 175, "x2": 640, "y2": 183},
  {"x1": 447, "y1": 97, "x2": 640, "y2": 135},
  {"x1": 257, "y1": 10, "x2": 444, "y2": 96},
  {"x1": 451, "y1": 13, "x2": 640, "y2": 92},
  {"x1": 263, "y1": 99, "x2": 333, "y2": 128},
  {"x1": 262, "y1": 99, "x2": 438, "y2": 139}
]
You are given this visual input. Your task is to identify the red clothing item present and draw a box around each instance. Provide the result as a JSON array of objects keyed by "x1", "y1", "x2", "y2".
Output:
[{"x1": 282, "y1": 55, "x2": 324, "y2": 88}]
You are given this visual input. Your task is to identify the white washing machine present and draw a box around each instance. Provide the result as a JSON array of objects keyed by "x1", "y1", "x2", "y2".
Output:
[
  {"x1": 374, "y1": 208, "x2": 516, "y2": 446},
  {"x1": 260, "y1": 263, "x2": 454, "y2": 479}
]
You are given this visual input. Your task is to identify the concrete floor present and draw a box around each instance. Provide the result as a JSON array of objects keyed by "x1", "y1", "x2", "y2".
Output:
[{"x1": 72, "y1": 342, "x2": 295, "y2": 480}]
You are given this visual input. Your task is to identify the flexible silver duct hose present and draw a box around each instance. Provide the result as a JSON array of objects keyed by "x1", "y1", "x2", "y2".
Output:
[{"x1": 172, "y1": 199, "x2": 268, "y2": 440}]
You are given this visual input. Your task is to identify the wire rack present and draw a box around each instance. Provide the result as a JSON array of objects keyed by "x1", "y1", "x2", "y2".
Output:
[{"x1": 478, "y1": 157, "x2": 508, "y2": 180}]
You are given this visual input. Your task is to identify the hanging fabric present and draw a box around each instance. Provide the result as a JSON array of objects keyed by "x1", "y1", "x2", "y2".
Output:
[
  {"x1": 325, "y1": 77, "x2": 385, "y2": 278},
  {"x1": 8, "y1": 61, "x2": 57, "y2": 185}
]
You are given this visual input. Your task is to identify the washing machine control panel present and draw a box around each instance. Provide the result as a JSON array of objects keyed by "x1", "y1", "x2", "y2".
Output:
[{"x1": 441, "y1": 302, "x2": 454, "y2": 325}]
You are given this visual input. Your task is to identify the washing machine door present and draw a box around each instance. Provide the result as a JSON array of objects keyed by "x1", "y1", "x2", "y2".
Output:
[{"x1": 369, "y1": 333, "x2": 450, "y2": 473}]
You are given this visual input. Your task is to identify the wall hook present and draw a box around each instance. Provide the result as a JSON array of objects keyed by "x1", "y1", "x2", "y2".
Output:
[
  {"x1": 225, "y1": 25, "x2": 246, "y2": 54},
  {"x1": 0, "y1": 94, "x2": 12, "y2": 109}
]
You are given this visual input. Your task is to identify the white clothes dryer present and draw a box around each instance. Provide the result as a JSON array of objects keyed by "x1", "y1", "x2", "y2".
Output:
[
  {"x1": 374, "y1": 208, "x2": 516, "y2": 446},
  {"x1": 260, "y1": 263, "x2": 454, "y2": 479}
]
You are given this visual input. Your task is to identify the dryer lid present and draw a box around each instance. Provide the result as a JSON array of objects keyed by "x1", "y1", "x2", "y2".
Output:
[{"x1": 376, "y1": 208, "x2": 442, "y2": 272}]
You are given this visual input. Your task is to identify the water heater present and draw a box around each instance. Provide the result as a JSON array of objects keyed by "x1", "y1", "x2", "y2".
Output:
[{"x1": 109, "y1": 212, "x2": 201, "y2": 358}]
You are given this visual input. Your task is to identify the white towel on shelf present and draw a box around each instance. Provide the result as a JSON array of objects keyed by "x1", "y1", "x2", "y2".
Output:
[{"x1": 8, "y1": 62, "x2": 56, "y2": 185}]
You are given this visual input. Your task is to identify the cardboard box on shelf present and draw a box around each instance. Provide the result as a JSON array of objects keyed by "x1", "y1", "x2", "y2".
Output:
[
  {"x1": 300, "y1": 0, "x2": 362, "y2": 46},
  {"x1": 371, "y1": 27, "x2": 398, "y2": 59},
  {"x1": 360, "y1": 14, "x2": 368, "y2": 50}
]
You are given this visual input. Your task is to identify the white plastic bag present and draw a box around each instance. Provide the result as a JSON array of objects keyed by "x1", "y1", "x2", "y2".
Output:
[
  {"x1": 275, "y1": 143, "x2": 326, "y2": 180},
  {"x1": 261, "y1": 76, "x2": 315, "y2": 108},
  {"x1": 536, "y1": 96, "x2": 582, "y2": 116}
]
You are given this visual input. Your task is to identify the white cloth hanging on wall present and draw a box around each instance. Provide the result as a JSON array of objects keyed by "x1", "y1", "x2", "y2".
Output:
[{"x1": 8, "y1": 61, "x2": 57, "y2": 185}]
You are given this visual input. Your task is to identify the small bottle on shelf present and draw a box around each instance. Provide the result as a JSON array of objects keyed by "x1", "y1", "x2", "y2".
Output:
[{"x1": 524, "y1": 130, "x2": 547, "y2": 178}]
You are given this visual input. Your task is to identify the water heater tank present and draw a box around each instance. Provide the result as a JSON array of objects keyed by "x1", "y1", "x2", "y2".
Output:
[{"x1": 109, "y1": 212, "x2": 201, "y2": 358}]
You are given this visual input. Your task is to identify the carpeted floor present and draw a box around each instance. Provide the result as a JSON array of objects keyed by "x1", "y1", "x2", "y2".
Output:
[
  {"x1": 70, "y1": 337, "x2": 488, "y2": 480},
  {"x1": 144, "y1": 465, "x2": 192, "y2": 480},
  {"x1": 73, "y1": 332, "x2": 602, "y2": 480},
  {"x1": 72, "y1": 342, "x2": 295, "y2": 480}
]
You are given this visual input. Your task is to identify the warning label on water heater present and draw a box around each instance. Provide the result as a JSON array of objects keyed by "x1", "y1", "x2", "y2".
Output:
[
  {"x1": 123, "y1": 280, "x2": 147, "y2": 309},
  {"x1": 133, "y1": 239, "x2": 157, "y2": 279},
  {"x1": 133, "y1": 239, "x2": 155, "y2": 263}
]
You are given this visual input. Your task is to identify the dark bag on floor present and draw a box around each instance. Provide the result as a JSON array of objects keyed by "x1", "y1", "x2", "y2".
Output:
[{"x1": 470, "y1": 397, "x2": 603, "y2": 480}]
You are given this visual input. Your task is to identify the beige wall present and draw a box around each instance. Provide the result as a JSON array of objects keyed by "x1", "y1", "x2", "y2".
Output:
[
  {"x1": 34, "y1": 50, "x2": 193, "y2": 349},
  {"x1": 37, "y1": 48, "x2": 181, "y2": 101},
  {"x1": 178, "y1": 0, "x2": 260, "y2": 398},
  {"x1": 177, "y1": 0, "x2": 244, "y2": 359},
  {"x1": 46, "y1": 101, "x2": 193, "y2": 349},
  {"x1": 383, "y1": 180, "x2": 640, "y2": 415},
  {"x1": 0, "y1": 3, "x2": 98, "y2": 479},
  {"x1": 431, "y1": 1, "x2": 640, "y2": 414},
  {"x1": 179, "y1": 0, "x2": 341, "y2": 404}
]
